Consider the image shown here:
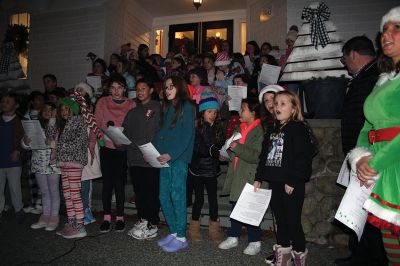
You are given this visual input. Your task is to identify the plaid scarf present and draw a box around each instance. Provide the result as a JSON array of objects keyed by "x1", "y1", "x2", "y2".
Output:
[
  {"x1": 302, "y1": 2, "x2": 331, "y2": 49},
  {"x1": 71, "y1": 91, "x2": 105, "y2": 147}
]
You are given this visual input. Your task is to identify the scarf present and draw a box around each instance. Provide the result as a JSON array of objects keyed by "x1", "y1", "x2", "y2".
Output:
[{"x1": 233, "y1": 119, "x2": 261, "y2": 171}]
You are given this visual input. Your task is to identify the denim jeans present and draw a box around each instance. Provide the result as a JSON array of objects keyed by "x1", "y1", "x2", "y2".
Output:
[{"x1": 81, "y1": 179, "x2": 92, "y2": 210}]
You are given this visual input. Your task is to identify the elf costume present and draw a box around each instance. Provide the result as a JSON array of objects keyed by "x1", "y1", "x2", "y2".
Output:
[{"x1": 351, "y1": 71, "x2": 400, "y2": 265}]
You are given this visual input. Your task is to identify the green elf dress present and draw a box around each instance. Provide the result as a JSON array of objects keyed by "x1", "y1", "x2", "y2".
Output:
[{"x1": 354, "y1": 71, "x2": 400, "y2": 234}]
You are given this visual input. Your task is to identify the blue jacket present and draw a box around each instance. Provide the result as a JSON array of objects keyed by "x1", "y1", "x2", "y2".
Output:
[{"x1": 153, "y1": 101, "x2": 195, "y2": 164}]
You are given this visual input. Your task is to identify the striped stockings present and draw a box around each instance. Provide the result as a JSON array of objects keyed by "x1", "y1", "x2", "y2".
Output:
[
  {"x1": 382, "y1": 229, "x2": 400, "y2": 265},
  {"x1": 60, "y1": 166, "x2": 84, "y2": 228}
]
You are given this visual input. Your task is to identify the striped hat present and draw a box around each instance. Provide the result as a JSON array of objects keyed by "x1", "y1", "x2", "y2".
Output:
[
  {"x1": 214, "y1": 52, "x2": 232, "y2": 67},
  {"x1": 199, "y1": 88, "x2": 220, "y2": 112}
]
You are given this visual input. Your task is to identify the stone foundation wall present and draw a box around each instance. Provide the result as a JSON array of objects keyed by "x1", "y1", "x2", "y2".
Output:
[{"x1": 303, "y1": 119, "x2": 347, "y2": 245}]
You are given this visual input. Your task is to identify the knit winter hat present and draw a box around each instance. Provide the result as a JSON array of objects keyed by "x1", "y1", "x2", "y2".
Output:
[
  {"x1": 199, "y1": 89, "x2": 220, "y2": 112},
  {"x1": 258, "y1": 85, "x2": 285, "y2": 103},
  {"x1": 380, "y1": 6, "x2": 400, "y2": 32},
  {"x1": 214, "y1": 52, "x2": 232, "y2": 67},
  {"x1": 74, "y1": 82, "x2": 93, "y2": 99},
  {"x1": 59, "y1": 97, "x2": 80, "y2": 115},
  {"x1": 286, "y1": 29, "x2": 298, "y2": 42},
  {"x1": 189, "y1": 67, "x2": 209, "y2": 86}
]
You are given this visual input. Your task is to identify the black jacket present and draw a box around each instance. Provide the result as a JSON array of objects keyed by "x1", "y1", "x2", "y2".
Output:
[
  {"x1": 189, "y1": 121, "x2": 224, "y2": 177},
  {"x1": 255, "y1": 120, "x2": 313, "y2": 186},
  {"x1": 341, "y1": 60, "x2": 378, "y2": 155}
]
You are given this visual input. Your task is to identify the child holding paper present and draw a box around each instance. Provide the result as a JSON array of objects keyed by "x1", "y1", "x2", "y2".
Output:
[
  {"x1": 223, "y1": 74, "x2": 248, "y2": 139},
  {"x1": 91, "y1": 74, "x2": 135, "y2": 233},
  {"x1": 218, "y1": 98, "x2": 264, "y2": 256},
  {"x1": 153, "y1": 76, "x2": 195, "y2": 252},
  {"x1": 253, "y1": 91, "x2": 313, "y2": 265},
  {"x1": 123, "y1": 79, "x2": 161, "y2": 240},
  {"x1": 187, "y1": 90, "x2": 224, "y2": 245},
  {"x1": 22, "y1": 101, "x2": 61, "y2": 231}
]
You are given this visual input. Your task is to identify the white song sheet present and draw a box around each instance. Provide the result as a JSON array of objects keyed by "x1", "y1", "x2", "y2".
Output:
[
  {"x1": 21, "y1": 120, "x2": 49, "y2": 150},
  {"x1": 244, "y1": 55, "x2": 252, "y2": 69},
  {"x1": 103, "y1": 126, "x2": 132, "y2": 145},
  {"x1": 335, "y1": 172, "x2": 375, "y2": 240},
  {"x1": 86, "y1": 76, "x2": 102, "y2": 95},
  {"x1": 138, "y1": 142, "x2": 170, "y2": 168},
  {"x1": 228, "y1": 85, "x2": 247, "y2": 111},
  {"x1": 230, "y1": 183, "x2": 272, "y2": 226},
  {"x1": 337, "y1": 154, "x2": 351, "y2": 187},
  {"x1": 219, "y1": 132, "x2": 242, "y2": 159},
  {"x1": 258, "y1": 64, "x2": 281, "y2": 86}
]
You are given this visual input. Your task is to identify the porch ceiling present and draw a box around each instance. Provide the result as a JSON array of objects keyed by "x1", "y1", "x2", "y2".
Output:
[{"x1": 135, "y1": 0, "x2": 247, "y2": 17}]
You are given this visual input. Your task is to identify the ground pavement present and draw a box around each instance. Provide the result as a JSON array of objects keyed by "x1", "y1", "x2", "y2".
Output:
[{"x1": 0, "y1": 211, "x2": 348, "y2": 266}]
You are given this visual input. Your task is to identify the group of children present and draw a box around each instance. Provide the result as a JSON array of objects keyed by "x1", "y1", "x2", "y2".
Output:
[{"x1": 0, "y1": 49, "x2": 314, "y2": 265}]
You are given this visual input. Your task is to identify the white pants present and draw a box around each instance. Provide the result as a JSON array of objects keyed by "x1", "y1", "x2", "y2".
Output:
[{"x1": 0, "y1": 166, "x2": 23, "y2": 212}]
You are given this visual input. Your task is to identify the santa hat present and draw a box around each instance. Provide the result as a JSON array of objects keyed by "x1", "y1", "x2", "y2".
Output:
[
  {"x1": 199, "y1": 88, "x2": 220, "y2": 112},
  {"x1": 286, "y1": 29, "x2": 298, "y2": 42},
  {"x1": 214, "y1": 52, "x2": 232, "y2": 67},
  {"x1": 380, "y1": 6, "x2": 400, "y2": 32},
  {"x1": 74, "y1": 82, "x2": 93, "y2": 99},
  {"x1": 59, "y1": 97, "x2": 80, "y2": 115},
  {"x1": 258, "y1": 85, "x2": 285, "y2": 103}
]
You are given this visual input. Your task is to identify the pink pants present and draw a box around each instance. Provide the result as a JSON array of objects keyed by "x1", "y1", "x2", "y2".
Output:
[{"x1": 59, "y1": 163, "x2": 84, "y2": 224}]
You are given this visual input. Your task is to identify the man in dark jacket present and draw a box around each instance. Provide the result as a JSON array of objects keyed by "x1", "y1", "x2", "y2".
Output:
[{"x1": 336, "y1": 36, "x2": 387, "y2": 266}]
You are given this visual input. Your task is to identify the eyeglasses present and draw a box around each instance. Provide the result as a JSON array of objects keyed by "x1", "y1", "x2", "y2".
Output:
[{"x1": 164, "y1": 84, "x2": 175, "y2": 91}]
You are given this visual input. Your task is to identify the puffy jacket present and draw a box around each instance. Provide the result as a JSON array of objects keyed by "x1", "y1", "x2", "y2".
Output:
[{"x1": 189, "y1": 121, "x2": 225, "y2": 177}]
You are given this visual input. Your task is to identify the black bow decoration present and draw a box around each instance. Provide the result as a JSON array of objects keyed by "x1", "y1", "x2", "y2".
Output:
[{"x1": 302, "y1": 2, "x2": 331, "y2": 49}]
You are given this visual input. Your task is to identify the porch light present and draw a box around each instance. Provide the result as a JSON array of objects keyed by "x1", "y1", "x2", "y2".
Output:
[{"x1": 193, "y1": 0, "x2": 202, "y2": 11}]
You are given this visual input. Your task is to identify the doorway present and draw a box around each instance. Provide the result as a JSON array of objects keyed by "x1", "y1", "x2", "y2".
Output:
[{"x1": 168, "y1": 20, "x2": 233, "y2": 56}]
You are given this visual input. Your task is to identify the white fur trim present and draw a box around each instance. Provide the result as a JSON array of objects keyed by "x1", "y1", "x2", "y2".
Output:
[
  {"x1": 363, "y1": 198, "x2": 400, "y2": 227},
  {"x1": 380, "y1": 6, "x2": 400, "y2": 32},
  {"x1": 279, "y1": 70, "x2": 349, "y2": 82},
  {"x1": 258, "y1": 85, "x2": 285, "y2": 103},
  {"x1": 376, "y1": 71, "x2": 400, "y2": 86},
  {"x1": 74, "y1": 82, "x2": 94, "y2": 99},
  {"x1": 348, "y1": 147, "x2": 371, "y2": 172},
  {"x1": 215, "y1": 60, "x2": 231, "y2": 67}
]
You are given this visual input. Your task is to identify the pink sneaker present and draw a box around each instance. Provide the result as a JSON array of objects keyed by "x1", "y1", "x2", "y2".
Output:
[
  {"x1": 56, "y1": 223, "x2": 74, "y2": 236},
  {"x1": 60, "y1": 226, "x2": 87, "y2": 239}
]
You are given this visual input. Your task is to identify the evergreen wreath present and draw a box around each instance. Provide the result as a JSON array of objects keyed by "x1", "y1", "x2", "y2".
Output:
[{"x1": 6, "y1": 24, "x2": 29, "y2": 56}]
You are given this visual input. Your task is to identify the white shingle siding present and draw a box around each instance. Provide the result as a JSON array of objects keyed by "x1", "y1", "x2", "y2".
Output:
[
  {"x1": 27, "y1": 0, "x2": 151, "y2": 91},
  {"x1": 28, "y1": 6, "x2": 105, "y2": 90}
]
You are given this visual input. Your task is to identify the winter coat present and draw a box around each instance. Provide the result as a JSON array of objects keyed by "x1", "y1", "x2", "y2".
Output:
[
  {"x1": 189, "y1": 121, "x2": 225, "y2": 177},
  {"x1": 46, "y1": 115, "x2": 88, "y2": 166},
  {"x1": 222, "y1": 123, "x2": 263, "y2": 201},
  {"x1": 341, "y1": 60, "x2": 378, "y2": 155}
]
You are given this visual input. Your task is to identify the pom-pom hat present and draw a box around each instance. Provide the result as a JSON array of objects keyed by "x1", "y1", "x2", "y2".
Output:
[
  {"x1": 198, "y1": 88, "x2": 220, "y2": 112},
  {"x1": 380, "y1": 6, "x2": 400, "y2": 32},
  {"x1": 258, "y1": 85, "x2": 285, "y2": 103},
  {"x1": 214, "y1": 52, "x2": 232, "y2": 67}
]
